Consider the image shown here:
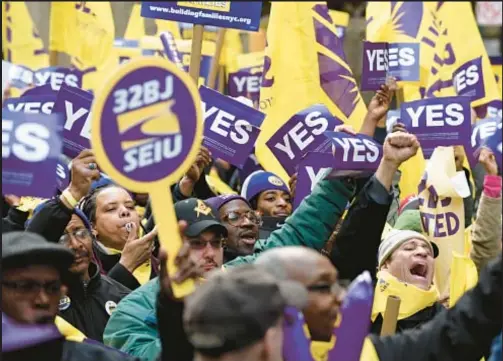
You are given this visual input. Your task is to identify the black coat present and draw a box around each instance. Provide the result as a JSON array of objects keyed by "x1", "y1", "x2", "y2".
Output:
[
  {"x1": 3, "y1": 338, "x2": 141, "y2": 361},
  {"x1": 58, "y1": 262, "x2": 131, "y2": 342}
]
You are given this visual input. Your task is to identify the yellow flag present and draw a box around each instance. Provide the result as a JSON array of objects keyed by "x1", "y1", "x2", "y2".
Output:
[
  {"x1": 50, "y1": 2, "x2": 115, "y2": 69},
  {"x1": 257, "y1": 2, "x2": 367, "y2": 183},
  {"x1": 435, "y1": 2, "x2": 501, "y2": 108},
  {"x1": 2, "y1": 1, "x2": 49, "y2": 69},
  {"x1": 124, "y1": 3, "x2": 145, "y2": 39},
  {"x1": 449, "y1": 252, "x2": 478, "y2": 307},
  {"x1": 55, "y1": 316, "x2": 86, "y2": 342}
]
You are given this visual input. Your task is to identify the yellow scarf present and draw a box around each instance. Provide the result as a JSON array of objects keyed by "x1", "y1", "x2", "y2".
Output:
[
  {"x1": 55, "y1": 316, "x2": 86, "y2": 342},
  {"x1": 371, "y1": 271, "x2": 439, "y2": 322},
  {"x1": 97, "y1": 226, "x2": 151, "y2": 285}
]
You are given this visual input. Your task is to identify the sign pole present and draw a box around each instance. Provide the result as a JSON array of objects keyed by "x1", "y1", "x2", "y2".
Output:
[
  {"x1": 207, "y1": 28, "x2": 227, "y2": 90},
  {"x1": 189, "y1": 24, "x2": 204, "y2": 83},
  {"x1": 380, "y1": 295, "x2": 401, "y2": 336}
]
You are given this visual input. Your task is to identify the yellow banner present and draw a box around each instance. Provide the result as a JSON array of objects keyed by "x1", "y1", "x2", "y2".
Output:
[
  {"x1": 257, "y1": 2, "x2": 367, "y2": 183},
  {"x1": 2, "y1": 1, "x2": 49, "y2": 69},
  {"x1": 124, "y1": 3, "x2": 145, "y2": 39},
  {"x1": 418, "y1": 147, "x2": 470, "y2": 294}
]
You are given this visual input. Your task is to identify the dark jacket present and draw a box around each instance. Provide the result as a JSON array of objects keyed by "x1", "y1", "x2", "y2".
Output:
[
  {"x1": 26, "y1": 197, "x2": 158, "y2": 291},
  {"x1": 330, "y1": 175, "x2": 446, "y2": 335},
  {"x1": 3, "y1": 338, "x2": 141, "y2": 361},
  {"x1": 370, "y1": 254, "x2": 502, "y2": 361},
  {"x1": 463, "y1": 167, "x2": 475, "y2": 227},
  {"x1": 2, "y1": 207, "x2": 29, "y2": 233},
  {"x1": 58, "y1": 262, "x2": 131, "y2": 342}
]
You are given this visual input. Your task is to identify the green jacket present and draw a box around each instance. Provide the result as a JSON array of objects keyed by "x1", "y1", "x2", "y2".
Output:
[{"x1": 102, "y1": 177, "x2": 353, "y2": 360}]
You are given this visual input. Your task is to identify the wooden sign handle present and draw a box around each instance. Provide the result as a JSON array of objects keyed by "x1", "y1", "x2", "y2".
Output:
[
  {"x1": 189, "y1": 24, "x2": 205, "y2": 84},
  {"x1": 207, "y1": 28, "x2": 227, "y2": 90},
  {"x1": 380, "y1": 295, "x2": 401, "y2": 336}
]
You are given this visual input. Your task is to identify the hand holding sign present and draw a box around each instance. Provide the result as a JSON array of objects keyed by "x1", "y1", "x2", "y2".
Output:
[
  {"x1": 367, "y1": 78, "x2": 397, "y2": 122},
  {"x1": 66, "y1": 150, "x2": 101, "y2": 202},
  {"x1": 158, "y1": 221, "x2": 204, "y2": 300},
  {"x1": 91, "y1": 57, "x2": 203, "y2": 298},
  {"x1": 478, "y1": 148, "x2": 499, "y2": 175},
  {"x1": 185, "y1": 146, "x2": 212, "y2": 183}
]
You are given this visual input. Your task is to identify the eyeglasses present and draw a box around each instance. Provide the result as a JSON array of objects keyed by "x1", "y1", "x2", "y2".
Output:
[
  {"x1": 188, "y1": 237, "x2": 225, "y2": 250},
  {"x1": 2, "y1": 280, "x2": 62, "y2": 296},
  {"x1": 306, "y1": 280, "x2": 350, "y2": 299},
  {"x1": 59, "y1": 229, "x2": 91, "y2": 246},
  {"x1": 222, "y1": 210, "x2": 261, "y2": 226}
]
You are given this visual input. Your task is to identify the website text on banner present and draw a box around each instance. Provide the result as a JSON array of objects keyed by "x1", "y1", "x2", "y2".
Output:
[{"x1": 141, "y1": 2, "x2": 262, "y2": 32}]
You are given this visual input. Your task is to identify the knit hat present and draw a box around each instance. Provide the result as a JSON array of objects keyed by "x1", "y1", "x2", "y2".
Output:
[
  {"x1": 240, "y1": 171, "x2": 290, "y2": 202},
  {"x1": 205, "y1": 195, "x2": 250, "y2": 214},
  {"x1": 394, "y1": 210, "x2": 423, "y2": 233},
  {"x1": 378, "y1": 229, "x2": 439, "y2": 268}
]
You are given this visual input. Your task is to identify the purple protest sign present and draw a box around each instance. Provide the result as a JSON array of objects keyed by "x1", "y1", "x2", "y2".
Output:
[
  {"x1": 200, "y1": 86, "x2": 264, "y2": 168},
  {"x1": 400, "y1": 96, "x2": 472, "y2": 159},
  {"x1": 328, "y1": 271, "x2": 374, "y2": 361},
  {"x1": 52, "y1": 83, "x2": 94, "y2": 158},
  {"x1": 4, "y1": 63, "x2": 33, "y2": 90},
  {"x1": 56, "y1": 154, "x2": 71, "y2": 193},
  {"x1": 266, "y1": 105, "x2": 343, "y2": 176},
  {"x1": 453, "y1": 57, "x2": 485, "y2": 102},
  {"x1": 20, "y1": 84, "x2": 59, "y2": 98},
  {"x1": 324, "y1": 131, "x2": 383, "y2": 178},
  {"x1": 2, "y1": 110, "x2": 63, "y2": 198},
  {"x1": 159, "y1": 31, "x2": 184, "y2": 70},
  {"x1": 361, "y1": 41, "x2": 420, "y2": 91},
  {"x1": 293, "y1": 152, "x2": 333, "y2": 210},
  {"x1": 472, "y1": 117, "x2": 502, "y2": 167},
  {"x1": 228, "y1": 69, "x2": 262, "y2": 109},
  {"x1": 33, "y1": 66, "x2": 83, "y2": 92},
  {"x1": 3, "y1": 94, "x2": 56, "y2": 115},
  {"x1": 282, "y1": 307, "x2": 313, "y2": 361},
  {"x1": 485, "y1": 99, "x2": 502, "y2": 119},
  {"x1": 96, "y1": 63, "x2": 200, "y2": 183}
]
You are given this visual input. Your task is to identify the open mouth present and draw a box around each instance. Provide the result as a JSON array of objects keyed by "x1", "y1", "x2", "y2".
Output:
[{"x1": 409, "y1": 262, "x2": 428, "y2": 279}]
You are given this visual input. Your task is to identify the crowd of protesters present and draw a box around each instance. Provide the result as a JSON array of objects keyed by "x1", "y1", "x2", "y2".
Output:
[{"x1": 2, "y1": 3, "x2": 503, "y2": 361}]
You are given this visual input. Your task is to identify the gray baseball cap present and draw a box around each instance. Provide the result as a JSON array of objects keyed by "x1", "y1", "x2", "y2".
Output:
[{"x1": 183, "y1": 264, "x2": 308, "y2": 357}]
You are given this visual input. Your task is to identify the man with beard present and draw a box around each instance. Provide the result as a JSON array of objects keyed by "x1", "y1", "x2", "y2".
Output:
[
  {"x1": 1, "y1": 231, "x2": 140, "y2": 361},
  {"x1": 103, "y1": 198, "x2": 228, "y2": 360}
]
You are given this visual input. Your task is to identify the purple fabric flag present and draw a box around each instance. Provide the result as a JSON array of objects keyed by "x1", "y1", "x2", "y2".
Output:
[
  {"x1": 2, "y1": 110, "x2": 63, "y2": 198},
  {"x1": 266, "y1": 104, "x2": 343, "y2": 176},
  {"x1": 293, "y1": 152, "x2": 333, "y2": 210},
  {"x1": 361, "y1": 41, "x2": 420, "y2": 91},
  {"x1": 324, "y1": 131, "x2": 383, "y2": 178},
  {"x1": 453, "y1": 57, "x2": 485, "y2": 102},
  {"x1": 328, "y1": 271, "x2": 374, "y2": 361},
  {"x1": 200, "y1": 86, "x2": 264, "y2": 168},
  {"x1": 52, "y1": 83, "x2": 93, "y2": 158},
  {"x1": 33, "y1": 66, "x2": 83, "y2": 91},
  {"x1": 160, "y1": 31, "x2": 184, "y2": 70},
  {"x1": 2, "y1": 313, "x2": 63, "y2": 353},
  {"x1": 282, "y1": 306, "x2": 314, "y2": 361},
  {"x1": 228, "y1": 68, "x2": 262, "y2": 109},
  {"x1": 400, "y1": 96, "x2": 472, "y2": 159},
  {"x1": 3, "y1": 94, "x2": 56, "y2": 115}
]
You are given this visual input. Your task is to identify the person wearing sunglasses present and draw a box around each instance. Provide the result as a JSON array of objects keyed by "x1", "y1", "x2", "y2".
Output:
[
  {"x1": 54, "y1": 208, "x2": 131, "y2": 342},
  {"x1": 1, "y1": 231, "x2": 141, "y2": 361}
]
